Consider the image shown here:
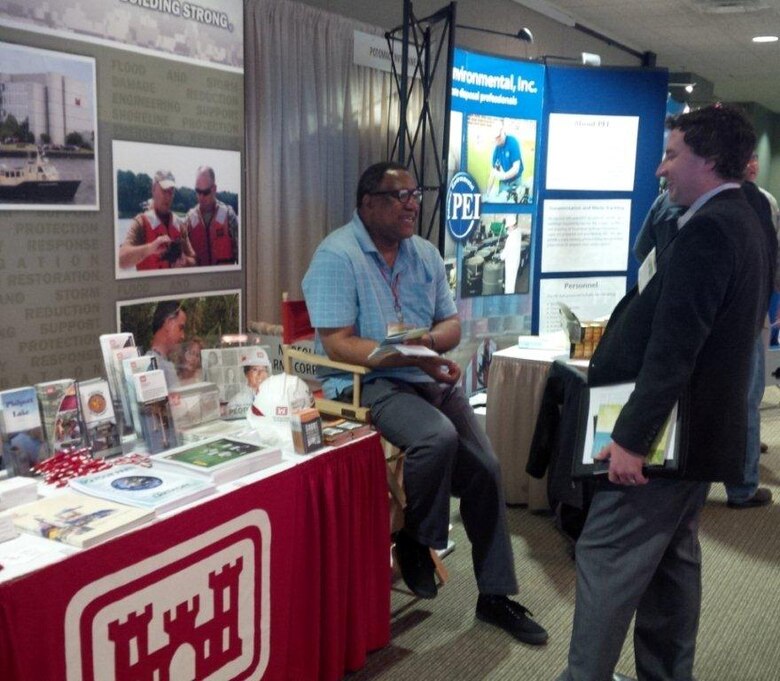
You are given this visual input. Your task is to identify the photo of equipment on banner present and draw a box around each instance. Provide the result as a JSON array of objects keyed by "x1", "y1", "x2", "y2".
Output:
[
  {"x1": 466, "y1": 114, "x2": 536, "y2": 206},
  {"x1": 460, "y1": 213, "x2": 532, "y2": 298}
]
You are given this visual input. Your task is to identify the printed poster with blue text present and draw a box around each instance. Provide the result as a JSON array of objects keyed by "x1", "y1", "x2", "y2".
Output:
[{"x1": 446, "y1": 48, "x2": 544, "y2": 336}]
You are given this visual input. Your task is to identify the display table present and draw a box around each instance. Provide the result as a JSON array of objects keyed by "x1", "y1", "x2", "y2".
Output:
[
  {"x1": 0, "y1": 434, "x2": 390, "y2": 681},
  {"x1": 486, "y1": 347, "x2": 587, "y2": 510}
]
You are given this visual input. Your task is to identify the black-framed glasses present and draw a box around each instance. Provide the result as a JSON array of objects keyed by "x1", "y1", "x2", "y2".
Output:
[
  {"x1": 195, "y1": 186, "x2": 214, "y2": 195},
  {"x1": 370, "y1": 187, "x2": 423, "y2": 204}
]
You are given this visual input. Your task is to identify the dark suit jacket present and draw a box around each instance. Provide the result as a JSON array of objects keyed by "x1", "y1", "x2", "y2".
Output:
[{"x1": 588, "y1": 188, "x2": 772, "y2": 483}]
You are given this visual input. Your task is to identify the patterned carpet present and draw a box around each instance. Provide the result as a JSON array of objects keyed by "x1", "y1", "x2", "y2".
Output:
[{"x1": 347, "y1": 389, "x2": 780, "y2": 681}]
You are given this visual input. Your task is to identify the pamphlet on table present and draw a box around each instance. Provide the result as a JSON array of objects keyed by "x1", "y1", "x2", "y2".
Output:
[{"x1": 69, "y1": 463, "x2": 215, "y2": 514}]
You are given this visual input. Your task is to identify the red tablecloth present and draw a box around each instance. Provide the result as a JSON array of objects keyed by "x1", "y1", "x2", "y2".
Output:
[{"x1": 0, "y1": 435, "x2": 390, "y2": 681}]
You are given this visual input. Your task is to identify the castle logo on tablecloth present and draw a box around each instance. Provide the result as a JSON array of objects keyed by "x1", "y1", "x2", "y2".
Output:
[
  {"x1": 107, "y1": 558, "x2": 243, "y2": 681},
  {"x1": 64, "y1": 511, "x2": 270, "y2": 681}
]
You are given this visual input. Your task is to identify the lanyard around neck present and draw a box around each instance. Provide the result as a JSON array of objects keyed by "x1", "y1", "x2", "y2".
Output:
[{"x1": 377, "y1": 261, "x2": 403, "y2": 323}]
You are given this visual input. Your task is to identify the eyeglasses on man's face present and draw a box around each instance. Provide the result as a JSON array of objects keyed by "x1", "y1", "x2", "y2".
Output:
[
  {"x1": 370, "y1": 187, "x2": 423, "y2": 204},
  {"x1": 195, "y1": 186, "x2": 214, "y2": 196}
]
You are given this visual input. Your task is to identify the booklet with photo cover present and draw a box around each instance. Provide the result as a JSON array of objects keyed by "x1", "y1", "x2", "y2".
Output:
[
  {"x1": 573, "y1": 382, "x2": 681, "y2": 478},
  {"x1": 69, "y1": 464, "x2": 215, "y2": 514},
  {"x1": 0, "y1": 386, "x2": 47, "y2": 477},
  {"x1": 2, "y1": 491, "x2": 154, "y2": 549},
  {"x1": 151, "y1": 436, "x2": 282, "y2": 485}
]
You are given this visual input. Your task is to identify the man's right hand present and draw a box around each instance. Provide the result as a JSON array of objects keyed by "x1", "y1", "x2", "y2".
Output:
[
  {"x1": 416, "y1": 356, "x2": 461, "y2": 384},
  {"x1": 152, "y1": 235, "x2": 172, "y2": 255}
]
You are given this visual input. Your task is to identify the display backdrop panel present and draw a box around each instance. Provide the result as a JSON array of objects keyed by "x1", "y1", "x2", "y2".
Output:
[
  {"x1": 0, "y1": 16, "x2": 243, "y2": 390},
  {"x1": 446, "y1": 48, "x2": 545, "y2": 358},
  {"x1": 532, "y1": 64, "x2": 668, "y2": 333}
]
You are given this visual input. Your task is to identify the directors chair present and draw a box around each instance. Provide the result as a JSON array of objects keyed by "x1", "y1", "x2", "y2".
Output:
[{"x1": 279, "y1": 298, "x2": 449, "y2": 587}]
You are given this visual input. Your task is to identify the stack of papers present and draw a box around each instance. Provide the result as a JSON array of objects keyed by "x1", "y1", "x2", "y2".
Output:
[{"x1": 0, "y1": 477, "x2": 38, "y2": 511}]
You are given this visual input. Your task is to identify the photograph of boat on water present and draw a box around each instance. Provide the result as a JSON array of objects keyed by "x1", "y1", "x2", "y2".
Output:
[{"x1": 0, "y1": 41, "x2": 98, "y2": 211}]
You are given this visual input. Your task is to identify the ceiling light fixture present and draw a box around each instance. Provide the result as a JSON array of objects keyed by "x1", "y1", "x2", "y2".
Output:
[
  {"x1": 456, "y1": 24, "x2": 535, "y2": 43},
  {"x1": 668, "y1": 82, "x2": 697, "y2": 94},
  {"x1": 752, "y1": 35, "x2": 779, "y2": 43}
]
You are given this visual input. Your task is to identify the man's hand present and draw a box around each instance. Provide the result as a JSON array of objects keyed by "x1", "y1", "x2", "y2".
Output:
[
  {"x1": 151, "y1": 235, "x2": 172, "y2": 255},
  {"x1": 416, "y1": 356, "x2": 461, "y2": 384},
  {"x1": 595, "y1": 440, "x2": 649, "y2": 486}
]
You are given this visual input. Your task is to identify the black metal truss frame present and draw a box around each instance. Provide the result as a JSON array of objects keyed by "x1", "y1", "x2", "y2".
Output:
[{"x1": 386, "y1": 1, "x2": 456, "y2": 249}]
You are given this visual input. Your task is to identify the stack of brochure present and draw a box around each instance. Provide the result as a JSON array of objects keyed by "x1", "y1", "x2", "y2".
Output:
[
  {"x1": 69, "y1": 464, "x2": 215, "y2": 514},
  {"x1": 151, "y1": 436, "x2": 283, "y2": 485},
  {"x1": 2, "y1": 492, "x2": 154, "y2": 549}
]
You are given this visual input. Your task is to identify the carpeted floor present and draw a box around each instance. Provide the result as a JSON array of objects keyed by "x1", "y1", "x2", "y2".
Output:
[{"x1": 347, "y1": 388, "x2": 780, "y2": 681}]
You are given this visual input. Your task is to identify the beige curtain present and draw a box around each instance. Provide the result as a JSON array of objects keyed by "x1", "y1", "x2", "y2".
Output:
[{"x1": 245, "y1": 0, "x2": 422, "y2": 326}]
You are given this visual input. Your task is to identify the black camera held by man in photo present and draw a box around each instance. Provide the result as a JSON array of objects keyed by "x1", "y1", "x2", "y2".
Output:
[{"x1": 162, "y1": 239, "x2": 183, "y2": 265}]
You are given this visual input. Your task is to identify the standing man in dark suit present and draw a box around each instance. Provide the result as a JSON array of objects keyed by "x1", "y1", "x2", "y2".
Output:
[{"x1": 556, "y1": 104, "x2": 771, "y2": 681}]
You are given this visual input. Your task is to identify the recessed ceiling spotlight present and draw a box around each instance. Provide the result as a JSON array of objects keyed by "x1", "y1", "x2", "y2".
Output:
[{"x1": 752, "y1": 35, "x2": 779, "y2": 43}]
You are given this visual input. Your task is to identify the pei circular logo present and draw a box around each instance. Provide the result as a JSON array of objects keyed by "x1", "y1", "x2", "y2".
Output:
[{"x1": 446, "y1": 172, "x2": 481, "y2": 241}]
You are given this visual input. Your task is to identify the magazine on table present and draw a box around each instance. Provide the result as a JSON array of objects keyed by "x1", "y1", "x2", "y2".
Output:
[
  {"x1": 2, "y1": 492, "x2": 154, "y2": 549},
  {"x1": 151, "y1": 436, "x2": 282, "y2": 484},
  {"x1": 69, "y1": 464, "x2": 215, "y2": 514},
  {"x1": 573, "y1": 382, "x2": 681, "y2": 478}
]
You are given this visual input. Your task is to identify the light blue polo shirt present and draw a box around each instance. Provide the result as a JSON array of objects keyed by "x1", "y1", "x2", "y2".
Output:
[{"x1": 302, "y1": 211, "x2": 457, "y2": 398}]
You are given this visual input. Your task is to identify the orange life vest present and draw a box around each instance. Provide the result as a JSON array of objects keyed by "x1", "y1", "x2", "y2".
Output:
[
  {"x1": 136, "y1": 210, "x2": 183, "y2": 270},
  {"x1": 187, "y1": 203, "x2": 234, "y2": 266}
]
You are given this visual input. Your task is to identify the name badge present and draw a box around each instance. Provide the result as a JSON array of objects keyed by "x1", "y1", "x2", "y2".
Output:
[{"x1": 638, "y1": 247, "x2": 657, "y2": 294}]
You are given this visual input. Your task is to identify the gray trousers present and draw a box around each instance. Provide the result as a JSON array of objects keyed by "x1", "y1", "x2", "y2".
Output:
[
  {"x1": 558, "y1": 479, "x2": 709, "y2": 681},
  {"x1": 356, "y1": 378, "x2": 518, "y2": 595}
]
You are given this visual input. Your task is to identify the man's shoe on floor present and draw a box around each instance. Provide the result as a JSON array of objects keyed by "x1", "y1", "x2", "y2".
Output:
[
  {"x1": 727, "y1": 487, "x2": 772, "y2": 509},
  {"x1": 393, "y1": 529, "x2": 437, "y2": 599},
  {"x1": 760, "y1": 441, "x2": 769, "y2": 453},
  {"x1": 475, "y1": 594, "x2": 548, "y2": 645}
]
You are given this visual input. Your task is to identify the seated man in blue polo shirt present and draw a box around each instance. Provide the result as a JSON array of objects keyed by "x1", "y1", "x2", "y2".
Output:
[{"x1": 302, "y1": 161, "x2": 547, "y2": 645}]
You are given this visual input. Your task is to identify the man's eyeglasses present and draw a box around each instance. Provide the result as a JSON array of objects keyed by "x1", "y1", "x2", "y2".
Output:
[
  {"x1": 195, "y1": 186, "x2": 214, "y2": 196},
  {"x1": 370, "y1": 188, "x2": 423, "y2": 204}
]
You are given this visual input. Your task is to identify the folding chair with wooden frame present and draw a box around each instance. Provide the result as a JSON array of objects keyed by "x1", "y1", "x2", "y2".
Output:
[{"x1": 280, "y1": 299, "x2": 449, "y2": 587}]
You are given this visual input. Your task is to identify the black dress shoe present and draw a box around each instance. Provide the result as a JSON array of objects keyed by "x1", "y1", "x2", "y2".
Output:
[
  {"x1": 727, "y1": 487, "x2": 773, "y2": 509},
  {"x1": 475, "y1": 594, "x2": 548, "y2": 645},
  {"x1": 393, "y1": 529, "x2": 437, "y2": 599}
]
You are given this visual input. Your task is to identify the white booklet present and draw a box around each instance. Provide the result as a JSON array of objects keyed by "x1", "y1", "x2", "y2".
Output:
[
  {"x1": 69, "y1": 464, "x2": 215, "y2": 514},
  {"x1": 368, "y1": 344, "x2": 438, "y2": 361},
  {"x1": 378, "y1": 327, "x2": 428, "y2": 346}
]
